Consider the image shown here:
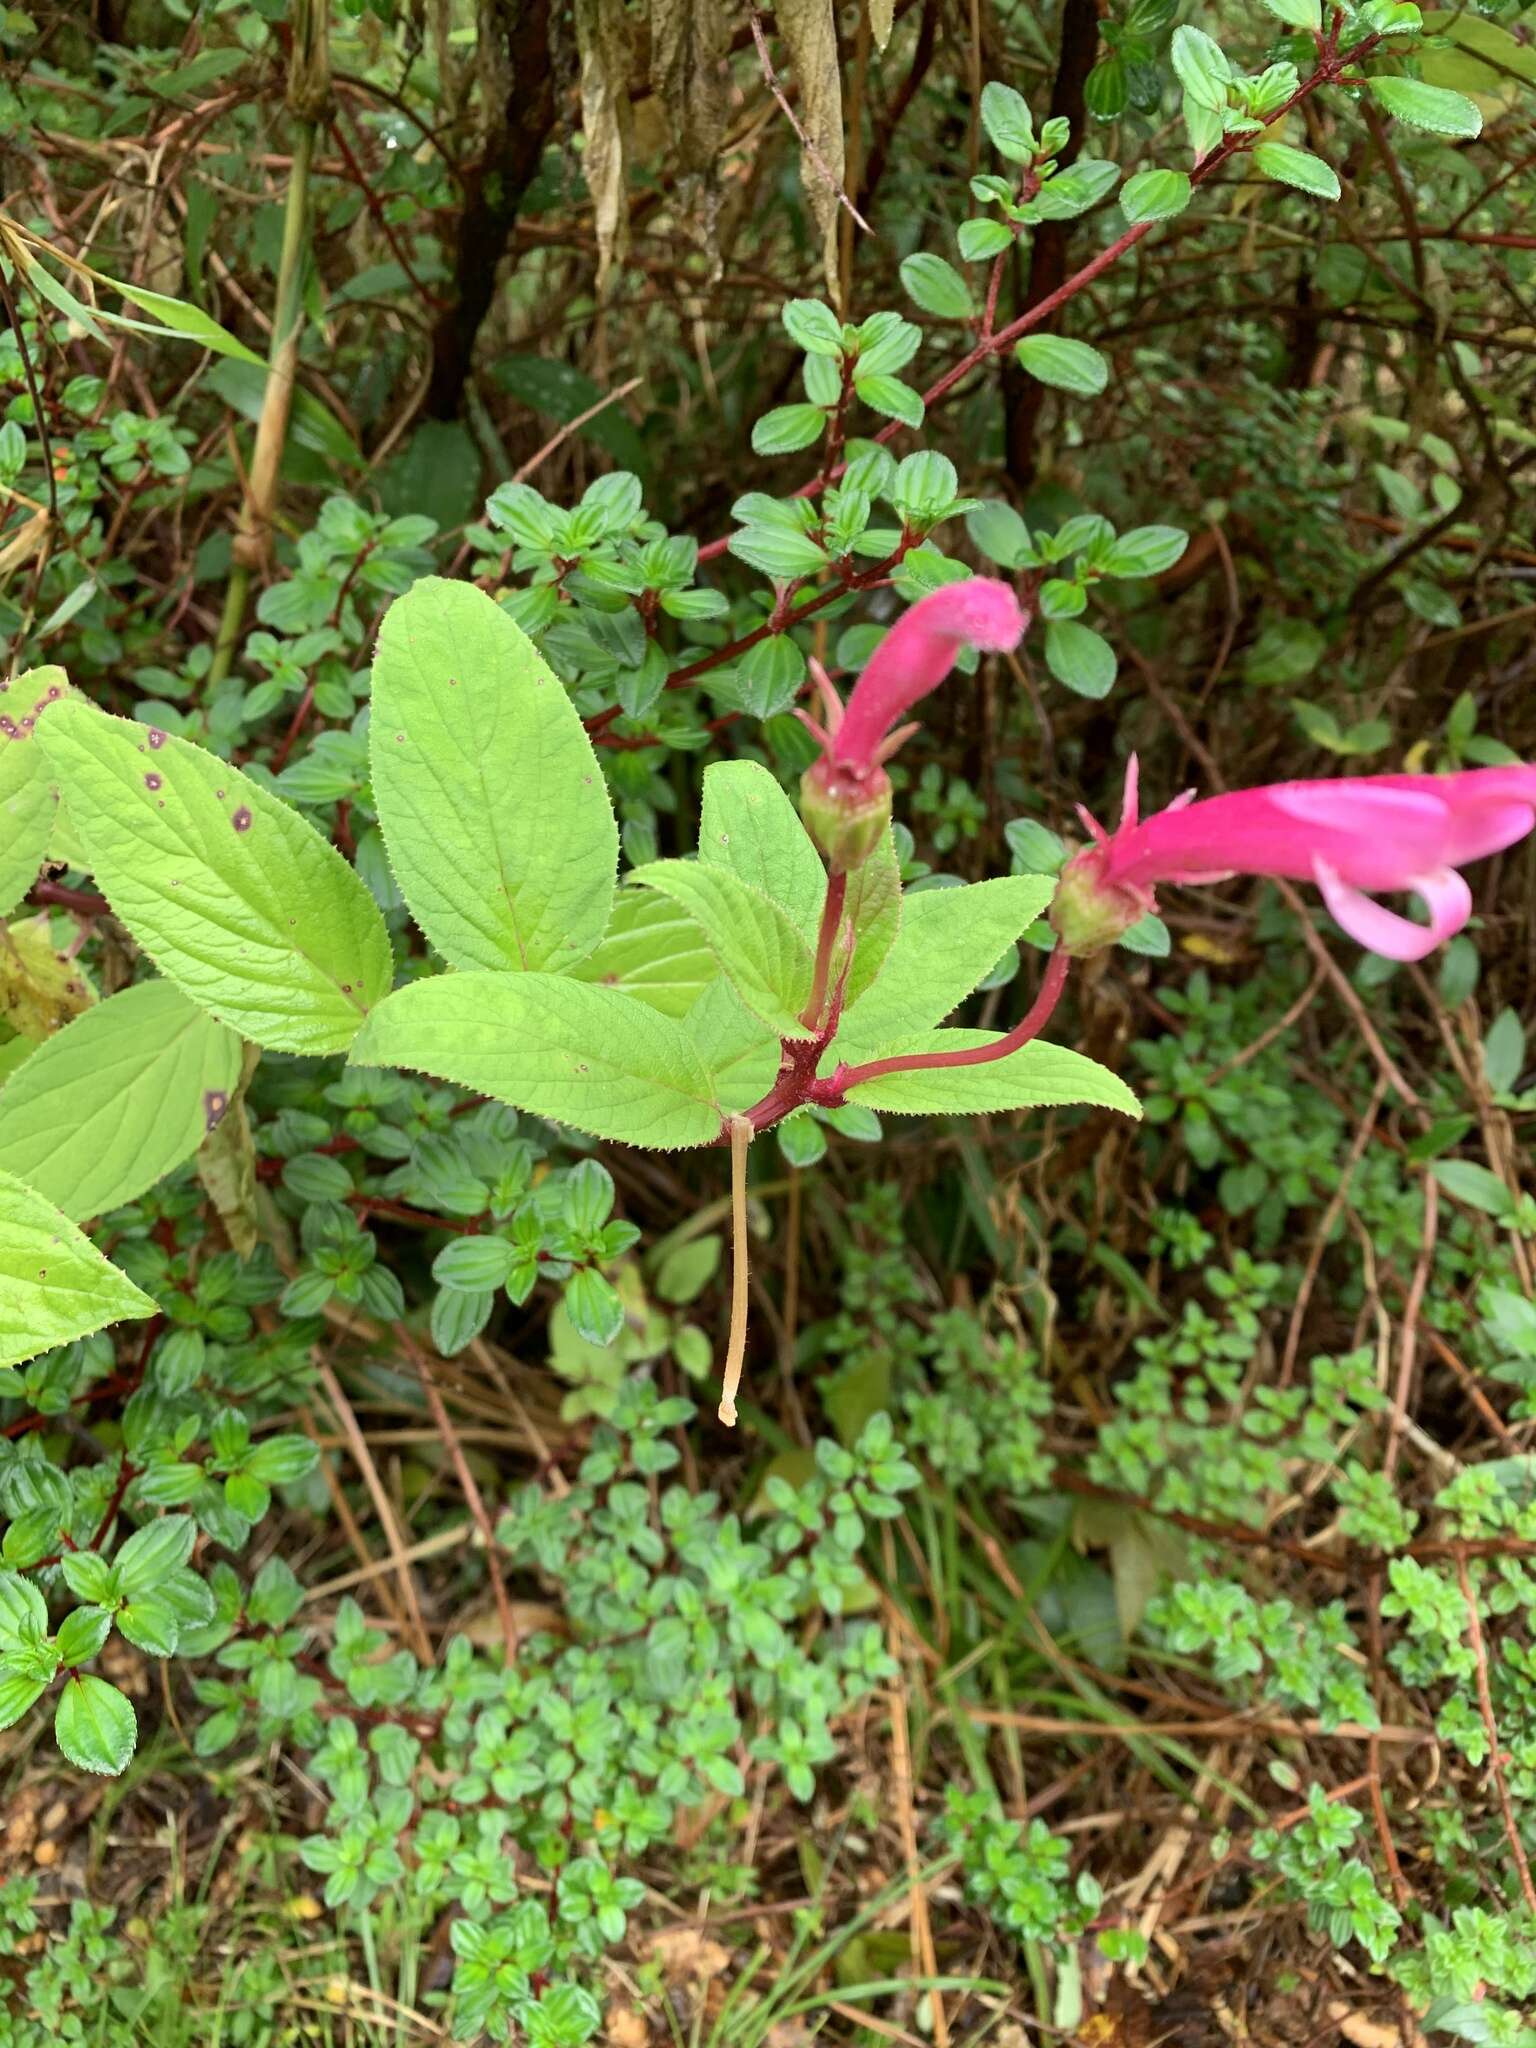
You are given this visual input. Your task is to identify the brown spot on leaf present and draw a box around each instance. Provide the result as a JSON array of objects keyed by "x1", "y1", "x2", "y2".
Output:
[
  {"x1": 145, "y1": 772, "x2": 162, "y2": 791},
  {"x1": 231, "y1": 806, "x2": 253, "y2": 832},
  {"x1": 203, "y1": 1090, "x2": 229, "y2": 1132},
  {"x1": 147, "y1": 727, "x2": 167, "y2": 749}
]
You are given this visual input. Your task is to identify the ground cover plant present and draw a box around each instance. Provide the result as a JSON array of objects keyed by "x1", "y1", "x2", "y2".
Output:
[{"x1": 2, "y1": 0, "x2": 1536, "y2": 2042}]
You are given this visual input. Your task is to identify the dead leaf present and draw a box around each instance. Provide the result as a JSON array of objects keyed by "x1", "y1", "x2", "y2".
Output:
[
  {"x1": 867, "y1": 0, "x2": 895, "y2": 49},
  {"x1": 646, "y1": 1925, "x2": 732, "y2": 1986},
  {"x1": 1326, "y1": 2001, "x2": 1428, "y2": 2048},
  {"x1": 3, "y1": 1783, "x2": 43, "y2": 1860},
  {"x1": 651, "y1": 0, "x2": 729, "y2": 173},
  {"x1": 605, "y1": 2005, "x2": 649, "y2": 2047},
  {"x1": 444, "y1": 1601, "x2": 566, "y2": 1649},
  {"x1": 0, "y1": 510, "x2": 50, "y2": 582},
  {"x1": 575, "y1": 0, "x2": 634, "y2": 292},
  {"x1": 776, "y1": 0, "x2": 846, "y2": 301}
]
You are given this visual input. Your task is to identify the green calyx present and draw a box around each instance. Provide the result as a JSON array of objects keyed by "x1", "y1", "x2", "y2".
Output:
[
  {"x1": 798, "y1": 759, "x2": 893, "y2": 875},
  {"x1": 1048, "y1": 850, "x2": 1150, "y2": 957}
]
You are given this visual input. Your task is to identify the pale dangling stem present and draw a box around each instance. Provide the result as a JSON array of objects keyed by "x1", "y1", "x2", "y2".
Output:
[{"x1": 718, "y1": 1115, "x2": 755, "y2": 1427}]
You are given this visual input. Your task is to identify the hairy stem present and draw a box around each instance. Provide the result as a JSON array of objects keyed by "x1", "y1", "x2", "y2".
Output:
[
  {"x1": 827, "y1": 945, "x2": 1071, "y2": 1093},
  {"x1": 801, "y1": 869, "x2": 848, "y2": 1028}
]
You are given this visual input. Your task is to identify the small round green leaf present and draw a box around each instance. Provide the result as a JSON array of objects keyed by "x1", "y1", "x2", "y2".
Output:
[
  {"x1": 1120, "y1": 168, "x2": 1193, "y2": 224},
  {"x1": 899, "y1": 252, "x2": 974, "y2": 320},
  {"x1": 1368, "y1": 76, "x2": 1482, "y2": 139},
  {"x1": 1252, "y1": 142, "x2": 1341, "y2": 201},
  {"x1": 1045, "y1": 620, "x2": 1117, "y2": 699},
  {"x1": 957, "y1": 217, "x2": 1014, "y2": 262},
  {"x1": 54, "y1": 1672, "x2": 137, "y2": 1776},
  {"x1": 751, "y1": 404, "x2": 827, "y2": 457},
  {"x1": 781, "y1": 299, "x2": 844, "y2": 357},
  {"x1": 979, "y1": 80, "x2": 1036, "y2": 162},
  {"x1": 1015, "y1": 335, "x2": 1110, "y2": 397}
]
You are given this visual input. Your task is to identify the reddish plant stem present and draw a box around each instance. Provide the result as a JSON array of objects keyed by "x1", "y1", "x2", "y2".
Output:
[
  {"x1": 269, "y1": 678, "x2": 317, "y2": 774},
  {"x1": 29, "y1": 878, "x2": 110, "y2": 918},
  {"x1": 735, "y1": 943, "x2": 1071, "y2": 1138},
  {"x1": 826, "y1": 945, "x2": 1070, "y2": 1094},
  {"x1": 696, "y1": 32, "x2": 1378, "y2": 566},
  {"x1": 801, "y1": 869, "x2": 847, "y2": 1028},
  {"x1": 584, "y1": 544, "x2": 909, "y2": 740}
]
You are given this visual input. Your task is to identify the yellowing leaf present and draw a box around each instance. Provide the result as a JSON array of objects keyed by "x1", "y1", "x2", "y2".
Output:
[
  {"x1": 0, "y1": 1167, "x2": 155, "y2": 1369},
  {"x1": 0, "y1": 980, "x2": 242, "y2": 1222}
]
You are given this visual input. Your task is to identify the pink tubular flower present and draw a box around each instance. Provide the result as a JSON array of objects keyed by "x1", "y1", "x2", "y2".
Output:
[
  {"x1": 799, "y1": 579, "x2": 1025, "y2": 870},
  {"x1": 1051, "y1": 760, "x2": 1536, "y2": 962}
]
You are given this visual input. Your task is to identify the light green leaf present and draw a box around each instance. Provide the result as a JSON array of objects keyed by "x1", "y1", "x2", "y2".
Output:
[
  {"x1": 114, "y1": 1514, "x2": 197, "y2": 1595},
  {"x1": 568, "y1": 888, "x2": 717, "y2": 1017},
  {"x1": 979, "y1": 80, "x2": 1036, "y2": 162},
  {"x1": 1483, "y1": 1008, "x2": 1525, "y2": 1095},
  {"x1": 1100, "y1": 526, "x2": 1189, "y2": 578},
  {"x1": 1182, "y1": 92, "x2": 1225, "y2": 163},
  {"x1": 0, "y1": 1569, "x2": 48, "y2": 1648},
  {"x1": 782, "y1": 298, "x2": 845, "y2": 357},
  {"x1": 0, "y1": 668, "x2": 71, "y2": 919},
  {"x1": 1369, "y1": 75, "x2": 1482, "y2": 138},
  {"x1": 1252, "y1": 142, "x2": 1341, "y2": 200},
  {"x1": 1245, "y1": 617, "x2": 1325, "y2": 687},
  {"x1": 0, "y1": 1672, "x2": 49, "y2": 1731},
  {"x1": 687, "y1": 981, "x2": 780, "y2": 1116},
  {"x1": 84, "y1": 273, "x2": 265, "y2": 365},
  {"x1": 843, "y1": 1032, "x2": 1141, "y2": 1118},
  {"x1": 1045, "y1": 620, "x2": 1117, "y2": 699},
  {"x1": 370, "y1": 578, "x2": 617, "y2": 975},
  {"x1": 899, "y1": 252, "x2": 974, "y2": 319},
  {"x1": 728, "y1": 524, "x2": 831, "y2": 580},
  {"x1": 840, "y1": 826, "x2": 903, "y2": 1007},
  {"x1": 632, "y1": 860, "x2": 816, "y2": 1038},
  {"x1": 1432, "y1": 1159, "x2": 1514, "y2": 1218},
  {"x1": 0, "y1": 980, "x2": 240, "y2": 1222},
  {"x1": 1014, "y1": 335, "x2": 1109, "y2": 397},
  {"x1": 35, "y1": 699, "x2": 390, "y2": 1055},
  {"x1": 751, "y1": 404, "x2": 828, "y2": 456},
  {"x1": 957, "y1": 217, "x2": 1014, "y2": 261},
  {"x1": 698, "y1": 760, "x2": 826, "y2": 940},
  {"x1": 54, "y1": 1673, "x2": 137, "y2": 1776},
  {"x1": 1120, "y1": 168, "x2": 1193, "y2": 224},
  {"x1": 1170, "y1": 25, "x2": 1231, "y2": 110},
  {"x1": 205, "y1": 358, "x2": 362, "y2": 467},
  {"x1": 1258, "y1": 0, "x2": 1321, "y2": 26},
  {"x1": 350, "y1": 973, "x2": 721, "y2": 1150},
  {"x1": 835, "y1": 876, "x2": 1055, "y2": 1057},
  {"x1": 854, "y1": 374, "x2": 924, "y2": 428},
  {"x1": 0, "y1": 1168, "x2": 155, "y2": 1369}
]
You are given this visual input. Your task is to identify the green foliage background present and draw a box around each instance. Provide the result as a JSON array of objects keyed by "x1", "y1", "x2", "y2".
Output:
[{"x1": 1, "y1": 0, "x2": 1535, "y2": 2041}]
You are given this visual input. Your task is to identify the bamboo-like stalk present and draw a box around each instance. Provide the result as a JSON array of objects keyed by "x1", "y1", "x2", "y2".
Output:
[{"x1": 207, "y1": 4, "x2": 327, "y2": 689}]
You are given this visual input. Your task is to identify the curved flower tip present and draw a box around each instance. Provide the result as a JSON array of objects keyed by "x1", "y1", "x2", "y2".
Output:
[
  {"x1": 828, "y1": 578, "x2": 1025, "y2": 774},
  {"x1": 1050, "y1": 764, "x2": 1536, "y2": 962},
  {"x1": 800, "y1": 577, "x2": 1025, "y2": 872}
]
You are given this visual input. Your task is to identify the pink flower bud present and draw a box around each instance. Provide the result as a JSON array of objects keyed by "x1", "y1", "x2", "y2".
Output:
[{"x1": 799, "y1": 579, "x2": 1025, "y2": 871}]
